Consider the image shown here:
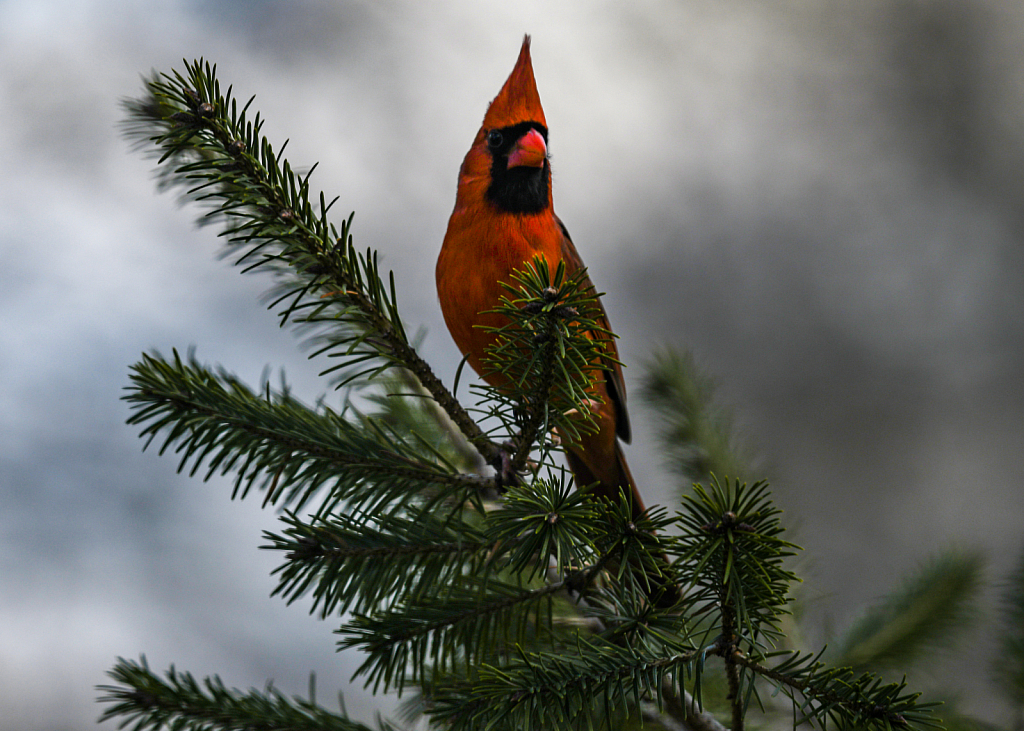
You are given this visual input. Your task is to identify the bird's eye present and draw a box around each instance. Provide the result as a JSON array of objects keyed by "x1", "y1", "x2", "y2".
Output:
[{"x1": 486, "y1": 130, "x2": 503, "y2": 148}]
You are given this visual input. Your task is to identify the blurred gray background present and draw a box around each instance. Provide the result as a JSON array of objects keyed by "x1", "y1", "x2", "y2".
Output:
[{"x1": 2, "y1": 1, "x2": 1022, "y2": 729}]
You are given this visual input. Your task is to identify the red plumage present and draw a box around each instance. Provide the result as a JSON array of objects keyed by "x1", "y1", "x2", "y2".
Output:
[{"x1": 436, "y1": 36, "x2": 646, "y2": 517}]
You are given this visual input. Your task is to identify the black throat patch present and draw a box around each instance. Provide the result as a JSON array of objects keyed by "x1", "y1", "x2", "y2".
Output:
[{"x1": 485, "y1": 121, "x2": 550, "y2": 214}]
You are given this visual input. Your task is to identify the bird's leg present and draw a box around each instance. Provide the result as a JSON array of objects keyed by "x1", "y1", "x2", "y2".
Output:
[
  {"x1": 491, "y1": 402, "x2": 545, "y2": 488},
  {"x1": 490, "y1": 441, "x2": 522, "y2": 489}
]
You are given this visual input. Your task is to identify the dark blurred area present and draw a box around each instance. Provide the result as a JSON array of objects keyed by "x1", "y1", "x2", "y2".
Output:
[{"x1": 1, "y1": 1, "x2": 1021, "y2": 729}]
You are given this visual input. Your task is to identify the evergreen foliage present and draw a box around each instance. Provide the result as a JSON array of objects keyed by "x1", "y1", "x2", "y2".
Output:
[
  {"x1": 98, "y1": 657, "x2": 382, "y2": 731},
  {"x1": 99, "y1": 57, "x2": 1013, "y2": 731},
  {"x1": 830, "y1": 551, "x2": 984, "y2": 672},
  {"x1": 993, "y1": 548, "x2": 1024, "y2": 729},
  {"x1": 640, "y1": 349, "x2": 748, "y2": 485}
]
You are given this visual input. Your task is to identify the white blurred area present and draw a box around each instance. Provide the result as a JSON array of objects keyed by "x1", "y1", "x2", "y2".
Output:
[{"x1": 2, "y1": 1, "x2": 1022, "y2": 729}]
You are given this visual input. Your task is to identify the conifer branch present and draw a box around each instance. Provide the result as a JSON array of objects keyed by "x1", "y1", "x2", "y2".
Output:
[
  {"x1": 427, "y1": 638, "x2": 701, "y2": 731},
  {"x1": 672, "y1": 477, "x2": 800, "y2": 646},
  {"x1": 98, "y1": 657, "x2": 386, "y2": 731},
  {"x1": 720, "y1": 598, "x2": 745, "y2": 731},
  {"x1": 830, "y1": 550, "x2": 983, "y2": 671},
  {"x1": 121, "y1": 59, "x2": 500, "y2": 467},
  {"x1": 484, "y1": 475, "x2": 601, "y2": 580},
  {"x1": 640, "y1": 348, "x2": 749, "y2": 486},
  {"x1": 338, "y1": 578, "x2": 570, "y2": 694},
  {"x1": 125, "y1": 350, "x2": 490, "y2": 513},
  {"x1": 337, "y1": 502, "x2": 675, "y2": 699},
  {"x1": 659, "y1": 682, "x2": 729, "y2": 731},
  {"x1": 264, "y1": 509, "x2": 491, "y2": 617},
  {"x1": 993, "y1": 547, "x2": 1024, "y2": 722},
  {"x1": 735, "y1": 650, "x2": 942, "y2": 731},
  {"x1": 594, "y1": 496, "x2": 681, "y2": 605}
]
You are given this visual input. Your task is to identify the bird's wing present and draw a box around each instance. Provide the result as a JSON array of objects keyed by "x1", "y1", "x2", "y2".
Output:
[{"x1": 555, "y1": 216, "x2": 631, "y2": 443}]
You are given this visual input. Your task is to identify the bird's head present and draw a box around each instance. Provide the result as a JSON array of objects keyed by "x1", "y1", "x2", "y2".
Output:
[{"x1": 456, "y1": 36, "x2": 552, "y2": 215}]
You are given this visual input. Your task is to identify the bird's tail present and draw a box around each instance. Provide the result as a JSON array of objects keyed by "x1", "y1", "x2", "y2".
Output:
[{"x1": 564, "y1": 441, "x2": 646, "y2": 517}]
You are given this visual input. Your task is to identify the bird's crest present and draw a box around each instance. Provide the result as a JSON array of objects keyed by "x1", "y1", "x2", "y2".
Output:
[{"x1": 482, "y1": 35, "x2": 547, "y2": 129}]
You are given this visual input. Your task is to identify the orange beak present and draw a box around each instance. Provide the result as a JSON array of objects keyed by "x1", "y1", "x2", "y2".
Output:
[{"x1": 506, "y1": 128, "x2": 547, "y2": 169}]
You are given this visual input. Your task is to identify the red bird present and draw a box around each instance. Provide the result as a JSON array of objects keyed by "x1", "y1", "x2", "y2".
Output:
[{"x1": 436, "y1": 36, "x2": 646, "y2": 517}]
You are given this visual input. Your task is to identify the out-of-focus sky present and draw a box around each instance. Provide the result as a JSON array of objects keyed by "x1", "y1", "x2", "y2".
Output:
[{"x1": 2, "y1": 1, "x2": 1022, "y2": 729}]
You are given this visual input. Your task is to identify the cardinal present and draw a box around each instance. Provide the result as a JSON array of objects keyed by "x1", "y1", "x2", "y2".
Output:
[{"x1": 436, "y1": 36, "x2": 646, "y2": 518}]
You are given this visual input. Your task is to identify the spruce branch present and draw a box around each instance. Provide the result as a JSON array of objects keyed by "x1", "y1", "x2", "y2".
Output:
[
  {"x1": 264, "y1": 508, "x2": 491, "y2": 618},
  {"x1": 337, "y1": 501, "x2": 679, "y2": 699},
  {"x1": 98, "y1": 656, "x2": 388, "y2": 731},
  {"x1": 125, "y1": 350, "x2": 489, "y2": 514},
  {"x1": 831, "y1": 549, "x2": 984, "y2": 671},
  {"x1": 426, "y1": 637, "x2": 701, "y2": 731},
  {"x1": 121, "y1": 59, "x2": 500, "y2": 466},
  {"x1": 992, "y1": 546, "x2": 1024, "y2": 723},
  {"x1": 338, "y1": 578, "x2": 570, "y2": 695},
  {"x1": 736, "y1": 650, "x2": 943, "y2": 731},
  {"x1": 360, "y1": 367, "x2": 486, "y2": 478},
  {"x1": 484, "y1": 473, "x2": 601, "y2": 580},
  {"x1": 673, "y1": 476, "x2": 800, "y2": 647},
  {"x1": 671, "y1": 476, "x2": 798, "y2": 731},
  {"x1": 659, "y1": 682, "x2": 729, "y2": 731},
  {"x1": 640, "y1": 348, "x2": 749, "y2": 486},
  {"x1": 721, "y1": 597, "x2": 745, "y2": 731},
  {"x1": 592, "y1": 495, "x2": 680, "y2": 605},
  {"x1": 482, "y1": 474, "x2": 677, "y2": 595}
]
